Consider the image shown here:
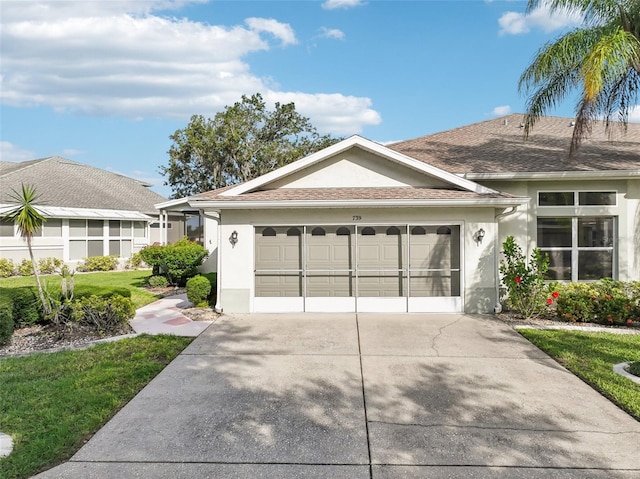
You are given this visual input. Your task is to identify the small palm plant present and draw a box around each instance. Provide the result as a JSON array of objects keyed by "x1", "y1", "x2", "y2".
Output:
[{"x1": 2, "y1": 184, "x2": 51, "y2": 315}]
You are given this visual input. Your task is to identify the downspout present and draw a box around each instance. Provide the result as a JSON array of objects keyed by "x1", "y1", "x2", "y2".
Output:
[
  {"x1": 493, "y1": 206, "x2": 518, "y2": 314},
  {"x1": 202, "y1": 210, "x2": 222, "y2": 313}
]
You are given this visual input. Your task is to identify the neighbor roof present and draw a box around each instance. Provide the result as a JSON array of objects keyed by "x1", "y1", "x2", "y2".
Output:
[
  {"x1": 0, "y1": 157, "x2": 166, "y2": 215},
  {"x1": 388, "y1": 114, "x2": 640, "y2": 175}
]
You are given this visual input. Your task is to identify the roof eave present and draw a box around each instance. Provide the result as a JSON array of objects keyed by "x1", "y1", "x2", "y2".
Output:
[
  {"x1": 461, "y1": 170, "x2": 640, "y2": 181},
  {"x1": 189, "y1": 197, "x2": 528, "y2": 210}
]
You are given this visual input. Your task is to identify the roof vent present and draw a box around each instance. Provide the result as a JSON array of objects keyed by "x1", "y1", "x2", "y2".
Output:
[
  {"x1": 503, "y1": 119, "x2": 508, "y2": 126},
  {"x1": 570, "y1": 121, "x2": 576, "y2": 127},
  {"x1": 519, "y1": 123, "x2": 525, "y2": 128}
]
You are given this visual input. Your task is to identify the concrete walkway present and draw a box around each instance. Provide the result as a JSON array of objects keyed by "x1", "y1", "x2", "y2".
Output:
[
  {"x1": 129, "y1": 294, "x2": 213, "y2": 337},
  {"x1": 35, "y1": 313, "x2": 640, "y2": 478}
]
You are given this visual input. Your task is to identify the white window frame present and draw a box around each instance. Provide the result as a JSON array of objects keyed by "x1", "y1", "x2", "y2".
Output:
[{"x1": 537, "y1": 190, "x2": 617, "y2": 207}]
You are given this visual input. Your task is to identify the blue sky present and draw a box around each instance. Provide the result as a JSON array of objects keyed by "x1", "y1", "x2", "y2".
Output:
[{"x1": 1, "y1": 0, "x2": 629, "y2": 197}]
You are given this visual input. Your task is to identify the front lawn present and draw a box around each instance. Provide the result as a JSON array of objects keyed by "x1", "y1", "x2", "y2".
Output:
[
  {"x1": 0, "y1": 270, "x2": 159, "y2": 309},
  {"x1": 518, "y1": 329, "x2": 640, "y2": 421},
  {"x1": 0, "y1": 335, "x2": 192, "y2": 479}
]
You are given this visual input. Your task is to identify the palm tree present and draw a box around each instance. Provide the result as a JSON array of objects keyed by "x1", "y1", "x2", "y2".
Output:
[
  {"x1": 519, "y1": 0, "x2": 640, "y2": 158},
  {"x1": 2, "y1": 184, "x2": 51, "y2": 315}
]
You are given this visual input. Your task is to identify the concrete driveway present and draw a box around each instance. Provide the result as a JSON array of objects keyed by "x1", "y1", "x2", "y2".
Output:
[{"x1": 36, "y1": 314, "x2": 640, "y2": 478}]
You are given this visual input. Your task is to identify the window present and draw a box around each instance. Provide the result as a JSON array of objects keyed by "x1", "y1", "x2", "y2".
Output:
[
  {"x1": 361, "y1": 227, "x2": 376, "y2": 236},
  {"x1": 88, "y1": 220, "x2": 103, "y2": 236},
  {"x1": 287, "y1": 227, "x2": 301, "y2": 236},
  {"x1": 311, "y1": 227, "x2": 326, "y2": 236},
  {"x1": 437, "y1": 226, "x2": 452, "y2": 235},
  {"x1": 538, "y1": 191, "x2": 616, "y2": 206},
  {"x1": 185, "y1": 215, "x2": 202, "y2": 244},
  {"x1": 0, "y1": 219, "x2": 14, "y2": 237},
  {"x1": 134, "y1": 221, "x2": 146, "y2": 239},
  {"x1": 386, "y1": 226, "x2": 401, "y2": 235},
  {"x1": 43, "y1": 219, "x2": 62, "y2": 237},
  {"x1": 411, "y1": 226, "x2": 426, "y2": 235},
  {"x1": 537, "y1": 216, "x2": 615, "y2": 281},
  {"x1": 262, "y1": 227, "x2": 276, "y2": 237},
  {"x1": 109, "y1": 220, "x2": 121, "y2": 236},
  {"x1": 69, "y1": 219, "x2": 86, "y2": 237},
  {"x1": 336, "y1": 227, "x2": 351, "y2": 236}
]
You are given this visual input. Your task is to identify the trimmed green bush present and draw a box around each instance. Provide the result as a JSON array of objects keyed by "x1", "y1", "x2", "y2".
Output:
[
  {"x1": 629, "y1": 362, "x2": 640, "y2": 377},
  {"x1": 77, "y1": 255, "x2": 119, "y2": 272},
  {"x1": 0, "y1": 258, "x2": 15, "y2": 278},
  {"x1": 73, "y1": 285, "x2": 131, "y2": 300},
  {"x1": 38, "y1": 257, "x2": 63, "y2": 275},
  {"x1": 148, "y1": 275, "x2": 169, "y2": 287},
  {"x1": 126, "y1": 252, "x2": 144, "y2": 270},
  {"x1": 0, "y1": 287, "x2": 42, "y2": 327},
  {"x1": 18, "y1": 259, "x2": 34, "y2": 276},
  {"x1": 139, "y1": 238, "x2": 207, "y2": 285},
  {"x1": 186, "y1": 275, "x2": 211, "y2": 307},
  {"x1": 0, "y1": 298, "x2": 14, "y2": 345}
]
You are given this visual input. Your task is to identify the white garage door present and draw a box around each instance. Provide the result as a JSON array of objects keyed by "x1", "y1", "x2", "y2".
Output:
[{"x1": 254, "y1": 224, "x2": 461, "y2": 313}]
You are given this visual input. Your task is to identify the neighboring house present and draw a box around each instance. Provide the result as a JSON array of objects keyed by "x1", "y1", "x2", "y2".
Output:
[
  {"x1": 156, "y1": 115, "x2": 640, "y2": 314},
  {"x1": 0, "y1": 157, "x2": 185, "y2": 265}
]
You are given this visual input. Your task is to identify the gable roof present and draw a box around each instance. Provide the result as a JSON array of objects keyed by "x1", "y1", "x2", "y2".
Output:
[
  {"x1": 219, "y1": 135, "x2": 498, "y2": 196},
  {"x1": 0, "y1": 157, "x2": 166, "y2": 215},
  {"x1": 388, "y1": 114, "x2": 640, "y2": 178}
]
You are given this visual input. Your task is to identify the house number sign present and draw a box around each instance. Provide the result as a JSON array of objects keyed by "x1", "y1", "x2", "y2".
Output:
[{"x1": 352, "y1": 215, "x2": 362, "y2": 221}]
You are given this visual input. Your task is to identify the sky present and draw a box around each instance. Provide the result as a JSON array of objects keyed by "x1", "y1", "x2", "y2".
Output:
[{"x1": 1, "y1": 0, "x2": 638, "y2": 198}]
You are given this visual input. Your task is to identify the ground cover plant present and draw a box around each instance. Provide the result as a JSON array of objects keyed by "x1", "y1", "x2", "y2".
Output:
[
  {"x1": 0, "y1": 335, "x2": 192, "y2": 479},
  {"x1": 518, "y1": 329, "x2": 640, "y2": 421}
]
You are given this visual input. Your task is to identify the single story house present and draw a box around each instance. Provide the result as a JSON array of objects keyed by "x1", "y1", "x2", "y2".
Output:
[
  {"x1": 157, "y1": 114, "x2": 640, "y2": 314},
  {"x1": 0, "y1": 157, "x2": 186, "y2": 265}
]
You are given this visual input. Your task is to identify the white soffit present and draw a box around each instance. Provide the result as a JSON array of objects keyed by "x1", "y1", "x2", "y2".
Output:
[
  {"x1": 0, "y1": 204, "x2": 153, "y2": 221},
  {"x1": 220, "y1": 135, "x2": 498, "y2": 196}
]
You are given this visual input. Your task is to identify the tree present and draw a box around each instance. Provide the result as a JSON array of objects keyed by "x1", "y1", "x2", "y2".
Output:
[
  {"x1": 2, "y1": 184, "x2": 51, "y2": 315},
  {"x1": 519, "y1": 0, "x2": 640, "y2": 158},
  {"x1": 160, "y1": 93, "x2": 341, "y2": 198}
]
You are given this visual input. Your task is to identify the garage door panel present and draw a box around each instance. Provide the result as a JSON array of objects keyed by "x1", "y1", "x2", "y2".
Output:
[{"x1": 307, "y1": 273, "x2": 353, "y2": 297}]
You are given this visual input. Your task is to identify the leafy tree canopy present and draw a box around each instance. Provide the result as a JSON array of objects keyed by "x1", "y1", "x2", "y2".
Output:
[
  {"x1": 160, "y1": 93, "x2": 341, "y2": 198},
  {"x1": 519, "y1": 0, "x2": 640, "y2": 158}
]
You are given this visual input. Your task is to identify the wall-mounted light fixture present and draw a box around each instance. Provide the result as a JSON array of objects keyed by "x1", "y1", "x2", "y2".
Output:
[
  {"x1": 229, "y1": 230, "x2": 238, "y2": 248},
  {"x1": 473, "y1": 228, "x2": 485, "y2": 244}
]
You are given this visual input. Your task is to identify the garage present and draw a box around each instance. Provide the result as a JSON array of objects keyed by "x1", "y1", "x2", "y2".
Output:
[{"x1": 254, "y1": 224, "x2": 461, "y2": 313}]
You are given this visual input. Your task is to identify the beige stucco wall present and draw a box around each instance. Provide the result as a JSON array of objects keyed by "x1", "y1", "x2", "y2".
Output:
[{"x1": 214, "y1": 206, "x2": 499, "y2": 314}]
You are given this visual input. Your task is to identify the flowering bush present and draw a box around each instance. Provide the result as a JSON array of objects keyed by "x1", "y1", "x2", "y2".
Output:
[{"x1": 499, "y1": 236, "x2": 551, "y2": 319}]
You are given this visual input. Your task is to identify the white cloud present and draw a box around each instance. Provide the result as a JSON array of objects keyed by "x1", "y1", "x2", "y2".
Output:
[
  {"x1": 492, "y1": 105, "x2": 512, "y2": 116},
  {"x1": 498, "y1": 4, "x2": 582, "y2": 35},
  {"x1": 0, "y1": 1, "x2": 380, "y2": 136},
  {"x1": 318, "y1": 27, "x2": 345, "y2": 40},
  {"x1": 322, "y1": 0, "x2": 366, "y2": 10},
  {"x1": 245, "y1": 17, "x2": 297, "y2": 46},
  {"x1": 0, "y1": 141, "x2": 35, "y2": 162}
]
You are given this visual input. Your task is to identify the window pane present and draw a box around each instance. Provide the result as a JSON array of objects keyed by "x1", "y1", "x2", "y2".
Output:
[
  {"x1": 109, "y1": 240, "x2": 121, "y2": 256},
  {"x1": 69, "y1": 240, "x2": 86, "y2": 260},
  {"x1": 134, "y1": 221, "x2": 146, "y2": 238},
  {"x1": 69, "y1": 219, "x2": 86, "y2": 237},
  {"x1": 121, "y1": 240, "x2": 132, "y2": 258},
  {"x1": 539, "y1": 192, "x2": 574, "y2": 206},
  {"x1": 88, "y1": 220, "x2": 103, "y2": 237},
  {"x1": 43, "y1": 218, "x2": 62, "y2": 237},
  {"x1": 537, "y1": 218, "x2": 572, "y2": 247},
  {"x1": 185, "y1": 215, "x2": 201, "y2": 243},
  {"x1": 0, "y1": 219, "x2": 14, "y2": 237},
  {"x1": 121, "y1": 221, "x2": 132, "y2": 236},
  {"x1": 87, "y1": 240, "x2": 103, "y2": 257},
  {"x1": 578, "y1": 251, "x2": 612, "y2": 280},
  {"x1": 543, "y1": 250, "x2": 572, "y2": 280},
  {"x1": 109, "y1": 220, "x2": 120, "y2": 236},
  {"x1": 579, "y1": 192, "x2": 615, "y2": 206},
  {"x1": 578, "y1": 217, "x2": 614, "y2": 247}
]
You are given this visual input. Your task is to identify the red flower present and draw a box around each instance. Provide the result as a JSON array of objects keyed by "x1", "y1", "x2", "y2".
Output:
[
  {"x1": 547, "y1": 298, "x2": 553, "y2": 305},
  {"x1": 627, "y1": 319, "x2": 634, "y2": 325},
  {"x1": 605, "y1": 294, "x2": 612, "y2": 300},
  {"x1": 552, "y1": 291, "x2": 559, "y2": 299},
  {"x1": 514, "y1": 276, "x2": 522, "y2": 284}
]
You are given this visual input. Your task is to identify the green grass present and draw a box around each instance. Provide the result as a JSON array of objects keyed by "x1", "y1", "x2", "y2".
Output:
[
  {"x1": 0, "y1": 270, "x2": 159, "y2": 309},
  {"x1": 518, "y1": 329, "x2": 640, "y2": 420},
  {"x1": 0, "y1": 335, "x2": 192, "y2": 479}
]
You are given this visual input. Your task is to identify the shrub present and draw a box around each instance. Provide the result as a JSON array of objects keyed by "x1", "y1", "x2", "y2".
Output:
[
  {"x1": 0, "y1": 258, "x2": 15, "y2": 278},
  {"x1": 126, "y1": 252, "x2": 144, "y2": 270},
  {"x1": 71, "y1": 294, "x2": 135, "y2": 334},
  {"x1": 139, "y1": 238, "x2": 207, "y2": 285},
  {"x1": 554, "y1": 283, "x2": 598, "y2": 322},
  {"x1": 186, "y1": 275, "x2": 211, "y2": 307},
  {"x1": 0, "y1": 299, "x2": 14, "y2": 345},
  {"x1": 77, "y1": 255, "x2": 119, "y2": 272},
  {"x1": 18, "y1": 259, "x2": 34, "y2": 276},
  {"x1": 148, "y1": 275, "x2": 169, "y2": 288},
  {"x1": 38, "y1": 257, "x2": 63, "y2": 275},
  {"x1": 73, "y1": 285, "x2": 131, "y2": 300},
  {"x1": 629, "y1": 362, "x2": 640, "y2": 377},
  {"x1": 0, "y1": 287, "x2": 43, "y2": 327},
  {"x1": 499, "y1": 236, "x2": 550, "y2": 319}
]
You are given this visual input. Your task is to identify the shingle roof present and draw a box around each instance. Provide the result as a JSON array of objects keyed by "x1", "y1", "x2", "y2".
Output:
[
  {"x1": 191, "y1": 186, "x2": 515, "y2": 202},
  {"x1": 388, "y1": 114, "x2": 640, "y2": 174},
  {"x1": 0, "y1": 157, "x2": 166, "y2": 214}
]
